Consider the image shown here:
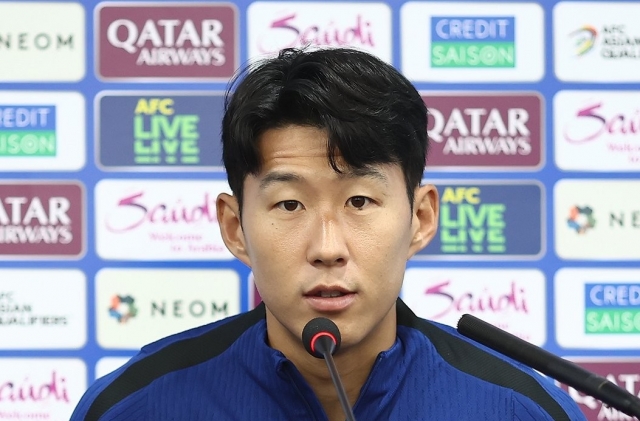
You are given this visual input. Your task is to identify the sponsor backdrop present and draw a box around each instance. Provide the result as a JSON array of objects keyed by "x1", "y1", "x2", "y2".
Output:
[{"x1": 0, "y1": 0, "x2": 638, "y2": 418}]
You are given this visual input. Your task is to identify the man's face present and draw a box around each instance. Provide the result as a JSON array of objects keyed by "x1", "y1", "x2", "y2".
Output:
[{"x1": 219, "y1": 125, "x2": 437, "y2": 354}]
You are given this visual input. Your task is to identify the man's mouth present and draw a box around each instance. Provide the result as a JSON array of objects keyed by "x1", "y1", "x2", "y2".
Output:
[
  {"x1": 306, "y1": 286, "x2": 352, "y2": 298},
  {"x1": 317, "y1": 290, "x2": 345, "y2": 298}
]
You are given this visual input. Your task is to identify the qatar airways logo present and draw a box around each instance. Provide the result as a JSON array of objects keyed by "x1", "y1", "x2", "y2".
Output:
[
  {"x1": 95, "y1": 180, "x2": 233, "y2": 261},
  {"x1": 248, "y1": 2, "x2": 391, "y2": 62},
  {"x1": 555, "y1": 91, "x2": 640, "y2": 171},
  {"x1": 402, "y1": 269, "x2": 546, "y2": 345},
  {"x1": 97, "y1": 4, "x2": 238, "y2": 80},
  {"x1": 0, "y1": 183, "x2": 84, "y2": 258},
  {"x1": 424, "y1": 93, "x2": 542, "y2": 168},
  {"x1": 558, "y1": 359, "x2": 640, "y2": 421}
]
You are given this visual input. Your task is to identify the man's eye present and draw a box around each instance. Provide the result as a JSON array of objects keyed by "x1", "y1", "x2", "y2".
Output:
[
  {"x1": 348, "y1": 196, "x2": 370, "y2": 209},
  {"x1": 277, "y1": 200, "x2": 302, "y2": 212}
]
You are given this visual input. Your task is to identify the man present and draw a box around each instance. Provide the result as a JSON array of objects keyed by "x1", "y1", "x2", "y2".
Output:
[{"x1": 71, "y1": 48, "x2": 585, "y2": 420}]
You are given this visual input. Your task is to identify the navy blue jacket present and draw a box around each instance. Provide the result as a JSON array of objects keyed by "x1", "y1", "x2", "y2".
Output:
[{"x1": 71, "y1": 299, "x2": 585, "y2": 420}]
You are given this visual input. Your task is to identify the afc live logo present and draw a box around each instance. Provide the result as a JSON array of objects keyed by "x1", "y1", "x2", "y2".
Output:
[
  {"x1": 96, "y1": 3, "x2": 238, "y2": 80},
  {"x1": 96, "y1": 92, "x2": 224, "y2": 170},
  {"x1": 416, "y1": 182, "x2": 544, "y2": 259}
]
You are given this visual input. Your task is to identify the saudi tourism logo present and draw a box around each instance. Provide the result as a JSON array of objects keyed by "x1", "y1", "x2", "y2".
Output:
[
  {"x1": 567, "y1": 205, "x2": 596, "y2": 234},
  {"x1": 569, "y1": 25, "x2": 598, "y2": 56},
  {"x1": 109, "y1": 295, "x2": 138, "y2": 324}
]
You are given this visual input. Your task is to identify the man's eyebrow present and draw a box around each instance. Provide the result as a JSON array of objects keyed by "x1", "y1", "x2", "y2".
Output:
[
  {"x1": 259, "y1": 171, "x2": 303, "y2": 190},
  {"x1": 259, "y1": 166, "x2": 389, "y2": 190},
  {"x1": 342, "y1": 167, "x2": 389, "y2": 185}
]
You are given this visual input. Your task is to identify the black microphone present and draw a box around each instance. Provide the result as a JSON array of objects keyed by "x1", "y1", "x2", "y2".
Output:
[
  {"x1": 457, "y1": 314, "x2": 640, "y2": 419},
  {"x1": 302, "y1": 317, "x2": 357, "y2": 421}
]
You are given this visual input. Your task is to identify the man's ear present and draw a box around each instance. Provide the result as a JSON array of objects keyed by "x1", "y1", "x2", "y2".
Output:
[
  {"x1": 408, "y1": 184, "x2": 439, "y2": 259},
  {"x1": 216, "y1": 193, "x2": 252, "y2": 267}
]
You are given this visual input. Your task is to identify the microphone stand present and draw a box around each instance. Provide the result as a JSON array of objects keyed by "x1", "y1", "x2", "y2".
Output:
[
  {"x1": 458, "y1": 314, "x2": 640, "y2": 419},
  {"x1": 314, "y1": 335, "x2": 357, "y2": 421}
]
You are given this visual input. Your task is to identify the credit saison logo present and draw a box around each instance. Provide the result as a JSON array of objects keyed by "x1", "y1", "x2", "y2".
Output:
[
  {"x1": 0, "y1": 183, "x2": 84, "y2": 258},
  {"x1": 97, "y1": 93, "x2": 224, "y2": 169},
  {"x1": 431, "y1": 16, "x2": 515, "y2": 67},
  {"x1": 97, "y1": 4, "x2": 237, "y2": 80},
  {"x1": 417, "y1": 182, "x2": 543, "y2": 259},
  {"x1": 424, "y1": 93, "x2": 542, "y2": 168},
  {"x1": 0, "y1": 291, "x2": 67, "y2": 327},
  {"x1": 567, "y1": 205, "x2": 596, "y2": 234},
  {"x1": 585, "y1": 283, "x2": 640, "y2": 334},
  {"x1": 570, "y1": 24, "x2": 640, "y2": 59},
  {"x1": 0, "y1": 106, "x2": 56, "y2": 157}
]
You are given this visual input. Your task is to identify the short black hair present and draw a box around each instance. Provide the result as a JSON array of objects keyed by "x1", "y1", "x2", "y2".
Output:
[{"x1": 222, "y1": 47, "x2": 428, "y2": 212}]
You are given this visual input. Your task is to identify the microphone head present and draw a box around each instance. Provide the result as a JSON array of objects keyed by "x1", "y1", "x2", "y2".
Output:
[{"x1": 302, "y1": 317, "x2": 341, "y2": 359}]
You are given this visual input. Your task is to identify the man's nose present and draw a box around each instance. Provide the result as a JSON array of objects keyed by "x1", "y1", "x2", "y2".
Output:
[{"x1": 306, "y1": 212, "x2": 349, "y2": 267}]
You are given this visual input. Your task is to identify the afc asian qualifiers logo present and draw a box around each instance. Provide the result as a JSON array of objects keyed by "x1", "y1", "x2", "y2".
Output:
[
  {"x1": 96, "y1": 3, "x2": 238, "y2": 81},
  {"x1": 0, "y1": 182, "x2": 85, "y2": 258}
]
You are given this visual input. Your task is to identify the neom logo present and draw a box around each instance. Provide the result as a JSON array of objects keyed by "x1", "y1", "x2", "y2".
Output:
[{"x1": 0, "y1": 32, "x2": 74, "y2": 51}]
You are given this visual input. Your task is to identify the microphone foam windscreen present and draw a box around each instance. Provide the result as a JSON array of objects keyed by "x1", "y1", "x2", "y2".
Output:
[{"x1": 302, "y1": 317, "x2": 342, "y2": 358}]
